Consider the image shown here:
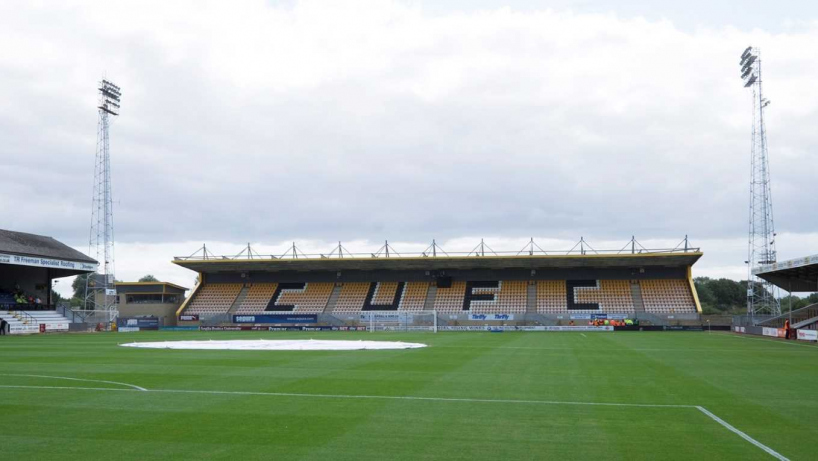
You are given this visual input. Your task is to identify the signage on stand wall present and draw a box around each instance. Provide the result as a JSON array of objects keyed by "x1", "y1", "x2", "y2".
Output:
[{"x1": 0, "y1": 253, "x2": 97, "y2": 272}]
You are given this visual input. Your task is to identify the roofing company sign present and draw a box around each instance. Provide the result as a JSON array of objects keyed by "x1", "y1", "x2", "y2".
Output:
[{"x1": 0, "y1": 253, "x2": 97, "y2": 272}]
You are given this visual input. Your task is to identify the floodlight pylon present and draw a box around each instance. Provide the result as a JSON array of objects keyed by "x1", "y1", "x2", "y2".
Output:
[
  {"x1": 740, "y1": 48, "x2": 780, "y2": 317},
  {"x1": 85, "y1": 79, "x2": 121, "y2": 312}
]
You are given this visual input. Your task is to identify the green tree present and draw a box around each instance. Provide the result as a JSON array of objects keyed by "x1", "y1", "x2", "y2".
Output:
[
  {"x1": 693, "y1": 277, "x2": 747, "y2": 313},
  {"x1": 71, "y1": 273, "x2": 90, "y2": 299},
  {"x1": 51, "y1": 289, "x2": 63, "y2": 305},
  {"x1": 139, "y1": 274, "x2": 159, "y2": 282}
]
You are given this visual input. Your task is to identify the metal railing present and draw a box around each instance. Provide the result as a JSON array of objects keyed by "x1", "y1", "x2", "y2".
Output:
[
  {"x1": 174, "y1": 237, "x2": 701, "y2": 262},
  {"x1": 754, "y1": 303, "x2": 818, "y2": 328},
  {"x1": 10, "y1": 310, "x2": 37, "y2": 325}
]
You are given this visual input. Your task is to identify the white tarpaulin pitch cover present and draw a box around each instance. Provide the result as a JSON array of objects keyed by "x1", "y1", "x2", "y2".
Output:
[{"x1": 120, "y1": 339, "x2": 427, "y2": 351}]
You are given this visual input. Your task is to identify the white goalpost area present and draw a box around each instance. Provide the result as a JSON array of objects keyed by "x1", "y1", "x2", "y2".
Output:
[{"x1": 360, "y1": 311, "x2": 438, "y2": 332}]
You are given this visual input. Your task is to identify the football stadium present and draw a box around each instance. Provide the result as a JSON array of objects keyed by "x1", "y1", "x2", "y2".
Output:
[
  {"x1": 2, "y1": 235, "x2": 818, "y2": 460},
  {"x1": 3, "y1": 3, "x2": 818, "y2": 461}
]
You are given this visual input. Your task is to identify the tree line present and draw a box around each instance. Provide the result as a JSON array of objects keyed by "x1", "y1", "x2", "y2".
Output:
[{"x1": 694, "y1": 277, "x2": 818, "y2": 314}]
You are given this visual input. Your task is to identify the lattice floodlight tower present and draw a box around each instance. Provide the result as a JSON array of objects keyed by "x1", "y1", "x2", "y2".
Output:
[
  {"x1": 740, "y1": 47, "x2": 780, "y2": 317},
  {"x1": 85, "y1": 79, "x2": 121, "y2": 311}
]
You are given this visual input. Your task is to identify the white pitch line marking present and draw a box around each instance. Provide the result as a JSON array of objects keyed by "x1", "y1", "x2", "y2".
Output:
[
  {"x1": 580, "y1": 333, "x2": 587, "y2": 338},
  {"x1": 696, "y1": 406, "x2": 789, "y2": 461},
  {"x1": 0, "y1": 374, "x2": 147, "y2": 391},
  {"x1": 0, "y1": 384, "x2": 789, "y2": 459},
  {"x1": 0, "y1": 384, "x2": 692, "y2": 407}
]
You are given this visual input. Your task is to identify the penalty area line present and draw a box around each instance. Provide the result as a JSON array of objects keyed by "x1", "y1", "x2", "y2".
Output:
[{"x1": 696, "y1": 406, "x2": 789, "y2": 461}]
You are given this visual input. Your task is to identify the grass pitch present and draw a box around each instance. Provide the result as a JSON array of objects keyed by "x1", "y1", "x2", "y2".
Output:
[{"x1": 1, "y1": 330, "x2": 815, "y2": 460}]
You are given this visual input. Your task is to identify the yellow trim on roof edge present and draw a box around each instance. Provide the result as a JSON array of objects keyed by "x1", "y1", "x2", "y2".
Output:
[
  {"x1": 171, "y1": 251, "x2": 704, "y2": 265},
  {"x1": 687, "y1": 266, "x2": 702, "y2": 314},
  {"x1": 175, "y1": 272, "x2": 203, "y2": 318}
]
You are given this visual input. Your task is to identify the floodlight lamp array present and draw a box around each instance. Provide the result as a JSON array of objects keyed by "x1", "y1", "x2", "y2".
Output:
[
  {"x1": 98, "y1": 79, "x2": 122, "y2": 116},
  {"x1": 740, "y1": 47, "x2": 758, "y2": 88}
]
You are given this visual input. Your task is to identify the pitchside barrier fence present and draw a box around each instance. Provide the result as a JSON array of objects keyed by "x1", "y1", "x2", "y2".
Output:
[
  {"x1": 189, "y1": 311, "x2": 709, "y2": 328},
  {"x1": 731, "y1": 324, "x2": 818, "y2": 342},
  {"x1": 173, "y1": 310, "x2": 730, "y2": 333},
  {"x1": 189, "y1": 325, "x2": 730, "y2": 332}
]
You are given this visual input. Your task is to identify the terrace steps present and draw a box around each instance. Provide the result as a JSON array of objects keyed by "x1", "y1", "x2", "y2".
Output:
[
  {"x1": 631, "y1": 282, "x2": 645, "y2": 312},
  {"x1": 227, "y1": 286, "x2": 250, "y2": 316},
  {"x1": 526, "y1": 282, "x2": 537, "y2": 313},
  {"x1": 323, "y1": 284, "x2": 343, "y2": 314},
  {"x1": 423, "y1": 284, "x2": 437, "y2": 311}
]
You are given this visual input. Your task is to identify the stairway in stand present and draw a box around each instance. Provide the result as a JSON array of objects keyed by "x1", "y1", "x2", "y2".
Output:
[
  {"x1": 227, "y1": 286, "x2": 250, "y2": 316},
  {"x1": 630, "y1": 281, "x2": 645, "y2": 313},
  {"x1": 423, "y1": 284, "x2": 438, "y2": 311},
  {"x1": 323, "y1": 284, "x2": 343, "y2": 314},
  {"x1": 526, "y1": 282, "x2": 537, "y2": 313}
]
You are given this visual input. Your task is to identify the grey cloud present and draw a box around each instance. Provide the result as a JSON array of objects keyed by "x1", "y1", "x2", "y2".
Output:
[{"x1": 1, "y1": 1, "x2": 816, "y2": 271}]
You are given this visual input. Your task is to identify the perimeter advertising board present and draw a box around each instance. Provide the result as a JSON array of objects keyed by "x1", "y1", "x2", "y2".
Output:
[
  {"x1": 439, "y1": 326, "x2": 614, "y2": 332},
  {"x1": 762, "y1": 327, "x2": 786, "y2": 338},
  {"x1": 232, "y1": 314, "x2": 317, "y2": 324},
  {"x1": 201, "y1": 325, "x2": 366, "y2": 331},
  {"x1": 797, "y1": 329, "x2": 818, "y2": 341},
  {"x1": 468, "y1": 314, "x2": 514, "y2": 321},
  {"x1": 570, "y1": 314, "x2": 628, "y2": 320},
  {"x1": 117, "y1": 317, "x2": 160, "y2": 331}
]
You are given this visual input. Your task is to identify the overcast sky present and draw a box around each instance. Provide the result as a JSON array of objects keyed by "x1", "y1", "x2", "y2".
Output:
[{"x1": 0, "y1": 1, "x2": 815, "y2": 296}]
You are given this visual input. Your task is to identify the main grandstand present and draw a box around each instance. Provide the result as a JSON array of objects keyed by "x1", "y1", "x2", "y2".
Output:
[{"x1": 173, "y1": 239, "x2": 702, "y2": 327}]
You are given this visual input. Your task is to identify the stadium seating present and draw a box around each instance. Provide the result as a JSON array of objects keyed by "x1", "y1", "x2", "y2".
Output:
[
  {"x1": 185, "y1": 283, "x2": 243, "y2": 316},
  {"x1": 574, "y1": 280, "x2": 635, "y2": 313},
  {"x1": 536, "y1": 280, "x2": 568, "y2": 313},
  {"x1": 274, "y1": 282, "x2": 333, "y2": 313},
  {"x1": 0, "y1": 291, "x2": 15, "y2": 305},
  {"x1": 468, "y1": 281, "x2": 527, "y2": 314},
  {"x1": 235, "y1": 283, "x2": 278, "y2": 314},
  {"x1": 398, "y1": 282, "x2": 429, "y2": 311},
  {"x1": 181, "y1": 278, "x2": 698, "y2": 318},
  {"x1": 234, "y1": 282, "x2": 334, "y2": 314},
  {"x1": 537, "y1": 280, "x2": 636, "y2": 313},
  {"x1": 640, "y1": 279, "x2": 697, "y2": 313},
  {"x1": 433, "y1": 281, "x2": 468, "y2": 313},
  {"x1": 494, "y1": 281, "x2": 527, "y2": 313},
  {"x1": 334, "y1": 283, "x2": 370, "y2": 313},
  {"x1": 333, "y1": 282, "x2": 430, "y2": 313},
  {"x1": 430, "y1": 281, "x2": 526, "y2": 314}
]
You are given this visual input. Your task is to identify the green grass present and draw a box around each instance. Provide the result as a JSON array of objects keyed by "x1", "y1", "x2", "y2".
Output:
[{"x1": 1, "y1": 331, "x2": 816, "y2": 460}]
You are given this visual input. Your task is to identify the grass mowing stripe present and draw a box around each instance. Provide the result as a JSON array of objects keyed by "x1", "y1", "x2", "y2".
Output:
[
  {"x1": 2, "y1": 331, "x2": 811, "y2": 459},
  {"x1": 0, "y1": 384, "x2": 789, "y2": 459}
]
